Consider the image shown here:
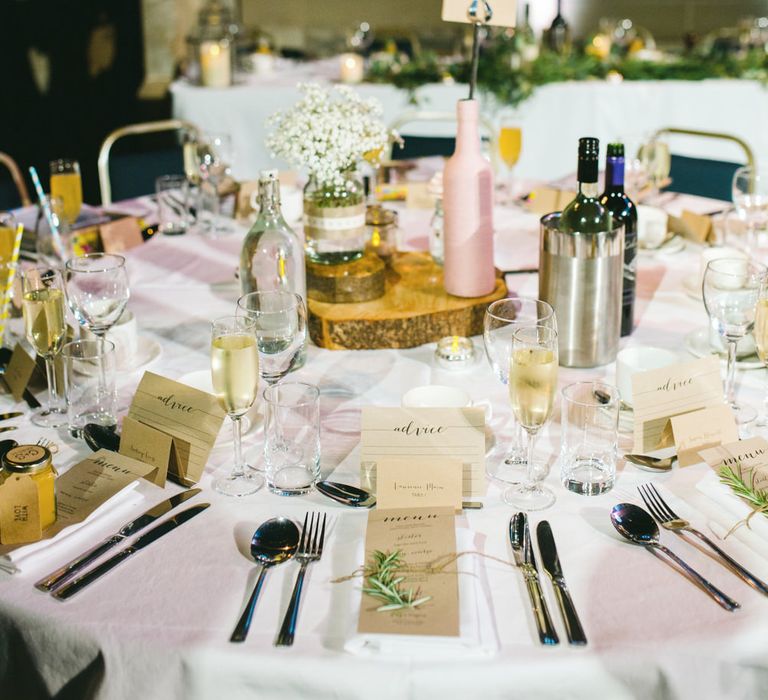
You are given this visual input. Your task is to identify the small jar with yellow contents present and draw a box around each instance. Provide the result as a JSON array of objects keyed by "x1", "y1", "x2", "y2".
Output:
[{"x1": 1, "y1": 445, "x2": 57, "y2": 529}]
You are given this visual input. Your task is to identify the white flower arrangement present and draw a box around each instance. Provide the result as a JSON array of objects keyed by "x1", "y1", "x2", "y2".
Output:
[{"x1": 267, "y1": 82, "x2": 392, "y2": 187}]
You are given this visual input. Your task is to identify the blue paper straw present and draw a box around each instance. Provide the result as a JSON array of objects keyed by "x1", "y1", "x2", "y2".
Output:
[{"x1": 28, "y1": 166, "x2": 64, "y2": 259}]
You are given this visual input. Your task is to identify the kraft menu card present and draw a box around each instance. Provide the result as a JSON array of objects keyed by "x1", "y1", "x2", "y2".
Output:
[
  {"x1": 358, "y1": 507, "x2": 459, "y2": 638},
  {"x1": 0, "y1": 449, "x2": 153, "y2": 551},
  {"x1": 119, "y1": 415, "x2": 189, "y2": 487},
  {"x1": 360, "y1": 407, "x2": 486, "y2": 497},
  {"x1": 631, "y1": 356, "x2": 722, "y2": 453},
  {"x1": 669, "y1": 405, "x2": 739, "y2": 467},
  {"x1": 700, "y1": 437, "x2": 768, "y2": 489},
  {"x1": 4, "y1": 343, "x2": 37, "y2": 401},
  {"x1": 127, "y1": 372, "x2": 226, "y2": 486},
  {"x1": 376, "y1": 458, "x2": 463, "y2": 511}
]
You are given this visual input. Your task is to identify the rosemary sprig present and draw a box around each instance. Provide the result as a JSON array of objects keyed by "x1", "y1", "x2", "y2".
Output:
[
  {"x1": 719, "y1": 464, "x2": 768, "y2": 514},
  {"x1": 362, "y1": 550, "x2": 431, "y2": 612}
]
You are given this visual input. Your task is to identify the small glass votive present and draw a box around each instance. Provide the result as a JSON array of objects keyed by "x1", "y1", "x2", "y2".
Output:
[
  {"x1": 560, "y1": 381, "x2": 619, "y2": 495},
  {"x1": 62, "y1": 339, "x2": 117, "y2": 438},
  {"x1": 156, "y1": 175, "x2": 189, "y2": 235},
  {"x1": 365, "y1": 205, "x2": 399, "y2": 260},
  {"x1": 435, "y1": 335, "x2": 475, "y2": 370},
  {"x1": 264, "y1": 382, "x2": 321, "y2": 495}
]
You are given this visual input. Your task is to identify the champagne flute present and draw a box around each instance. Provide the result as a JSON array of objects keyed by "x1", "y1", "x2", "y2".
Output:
[
  {"x1": 703, "y1": 257, "x2": 767, "y2": 424},
  {"x1": 211, "y1": 316, "x2": 264, "y2": 496},
  {"x1": 503, "y1": 325, "x2": 559, "y2": 511},
  {"x1": 498, "y1": 122, "x2": 522, "y2": 204},
  {"x1": 483, "y1": 297, "x2": 556, "y2": 483},
  {"x1": 21, "y1": 267, "x2": 68, "y2": 427},
  {"x1": 50, "y1": 158, "x2": 82, "y2": 225},
  {"x1": 755, "y1": 278, "x2": 768, "y2": 425}
]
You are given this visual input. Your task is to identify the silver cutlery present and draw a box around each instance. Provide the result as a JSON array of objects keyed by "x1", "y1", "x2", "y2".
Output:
[
  {"x1": 36, "y1": 488, "x2": 202, "y2": 592},
  {"x1": 0, "y1": 426, "x2": 16, "y2": 434},
  {"x1": 638, "y1": 484, "x2": 768, "y2": 596},
  {"x1": 230, "y1": 518, "x2": 299, "y2": 643},
  {"x1": 275, "y1": 512, "x2": 327, "y2": 647},
  {"x1": 536, "y1": 521, "x2": 587, "y2": 646},
  {"x1": 315, "y1": 480, "x2": 483, "y2": 510},
  {"x1": 0, "y1": 411, "x2": 22, "y2": 422},
  {"x1": 52, "y1": 503, "x2": 210, "y2": 600},
  {"x1": 610, "y1": 503, "x2": 740, "y2": 611},
  {"x1": 509, "y1": 513, "x2": 559, "y2": 645},
  {"x1": 624, "y1": 453, "x2": 675, "y2": 471}
]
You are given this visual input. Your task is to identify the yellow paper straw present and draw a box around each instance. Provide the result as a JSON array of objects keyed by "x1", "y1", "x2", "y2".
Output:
[{"x1": 0, "y1": 223, "x2": 25, "y2": 346}]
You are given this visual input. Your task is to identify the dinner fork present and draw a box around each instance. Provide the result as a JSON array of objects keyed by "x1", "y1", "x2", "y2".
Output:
[
  {"x1": 638, "y1": 483, "x2": 768, "y2": 596},
  {"x1": 37, "y1": 437, "x2": 59, "y2": 454},
  {"x1": 275, "y1": 512, "x2": 327, "y2": 647}
]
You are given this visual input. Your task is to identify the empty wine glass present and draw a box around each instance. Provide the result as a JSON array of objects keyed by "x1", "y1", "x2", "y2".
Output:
[
  {"x1": 211, "y1": 315, "x2": 264, "y2": 496},
  {"x1": 65, "y1": 253, "x2": 130, "y2": 338},
  {"x1": 483, "y1": 297, "x2": 556, "y2": 483},
  {"x1": 199, "y1": 132, "x2": 233, "y2": 236},
  {"x1": 503, "y1": 325, "x2": 559, "y2": 511},
  {"x1": 236, "y1": 291, "x2": 307, "y2": 384},
  {"x1": 703, "y1": 257, "x2": 767, "y2": 424},
  {"x1": 732, "y1": 166, "x2": 768, "y2": 250}
]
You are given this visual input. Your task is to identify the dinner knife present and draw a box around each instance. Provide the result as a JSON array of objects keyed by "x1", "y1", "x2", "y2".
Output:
[
  {"x1": 35, "y1": 488, "x2": 202, "y2": 592},
  {"x1": 536, "y1": 520, "x2": 587, "y2": 646},
  {"x1": 509, "y1": 513, "x2": 559, "y2": 645},
  {"x1": 52, "y1": 503, "x2": 210, "y2": 600},
  {"x1": 0, "y1": 411, "x2": 22, "y2": 422}
]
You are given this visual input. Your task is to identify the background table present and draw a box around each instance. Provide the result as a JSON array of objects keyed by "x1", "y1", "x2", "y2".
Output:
[{"x1": 2, "y1": 195, "x2": 768, "y2": 699}]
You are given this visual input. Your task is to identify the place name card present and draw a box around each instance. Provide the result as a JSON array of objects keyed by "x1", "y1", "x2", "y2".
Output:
[
  {"x1": 127, "y1": 372, "x2": 226, "y2": 486},
  {"x1": 700, "y1": 436, "x2": 768, "y2": 490},
  {"x1": 376, "y1": 458, "x2": 463, "y2": 511},
  {"x1": 4, "y1": 343, "x2": 37, "y2": 402},
  {"x1": 99, "y1": 217, "x2": 144, "y2": 254},
  {"x1": 525, "y1": 187, "x2": 577, "y2": 215},
  {"x1": 669, "y1": 404, "x2": 738, "y2": 467},
  {"x1": 358, "y1": 507, "x2": 459, "y2": 638},
  {"x1": 360, "y1": 407, "x2": 486, "y2": 497},
  {"x1": 119, "y1": 415, "x2": 189, "y2": 487},
  {"x1": 631, "y1": 356, "x2": 722, "y2": 453},
  {"x1": 668, "y1": 210, "x2": 713, "y2": 244}
]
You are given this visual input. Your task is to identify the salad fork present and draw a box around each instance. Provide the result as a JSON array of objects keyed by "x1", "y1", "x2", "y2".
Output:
[
  {"x1": 275, "y1": 512, "x2": 326, "y2": 646},
  {"x1": 638, "y1": 483, "x2": 768, "y2": 595}
]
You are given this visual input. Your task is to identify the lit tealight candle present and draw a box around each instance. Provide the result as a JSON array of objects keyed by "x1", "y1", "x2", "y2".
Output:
[
  {"x1": 435, "y1": 335, "x2": 476, "y2": 371},
  {"x1": 340, "y1": 53, "x2": 364, "y2": 84},
  {"x1": 200, "y1": 40, "x2": 232, "y2": 88}
]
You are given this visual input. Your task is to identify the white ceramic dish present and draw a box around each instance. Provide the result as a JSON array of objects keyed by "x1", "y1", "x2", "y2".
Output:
[
  {"x1": 117, "y1": 337, "x2": 162, "y2": 373},
  {"x1": 684, "y1": 328, "x2": 764, "y2": 370}
]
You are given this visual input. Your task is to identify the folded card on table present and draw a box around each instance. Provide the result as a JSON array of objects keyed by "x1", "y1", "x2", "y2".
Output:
[
  {"x1": 360, "y1": 407, "x2": 486, "y2": 498},
  {"x1": 376, "y1": 458, "x2": 463, "y2": 511},
  {"x1": 127, "y1": 372, "x2": 226, "y2": 486},
  {"x1": 631, "y1": 356, "x2": 722, "y2": 453},
  {"x1": 0, "y1": 449, "x2": 153, "y2": 573},
  {"x1": 669, "y1": 405, "x2": 739, "y2": 467}
]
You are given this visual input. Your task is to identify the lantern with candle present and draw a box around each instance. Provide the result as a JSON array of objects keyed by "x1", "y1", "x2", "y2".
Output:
[{"x1": 186, "y1": 0, "x2": 236, "y2": 88}]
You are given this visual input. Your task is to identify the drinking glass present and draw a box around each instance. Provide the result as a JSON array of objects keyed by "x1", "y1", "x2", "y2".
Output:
[
  {"x1": 50, "y1": 158, "x2": 82, "y2": 225},
  {"x1": 703, "y1": 257, "x2": 767, "y2": 424},
  {"x1": 65, "y1": 253, "x2": 130, "y2": 338},
  {"x1": 498, "y1": 121, "x2": 522, "y2": 203},
  {"x1": 199, "y1": 132, "x2": 233, "y2": 235},
  {"x1": 62, "y1": 339, "x2": 117, "y2": 437},
  {"x1": 483, "y1": 297, "x2": 556, "y2": 482},
  {"x1": 156, "y1": 175, "x2": 190, "y2": 235},
  {"x1": 753, "y1": 276, "x2": 768, "y2": 425},
  {"x1": 236, "y1": 291, "x2": 308, "y2": 384},
  {"x1": 732, "y1": 166, "x2": 768, "y2": 250},
  {"x1": 35, "y1": 195, "x2": 73, "y2": 266},
  {"x1": 211, "y1": 315, "x2": 264, "y2": 496},
  {"x1": 637, "y1": 139, "x2": 670, "y2": 200},
  {"x1": 21, "y1": 267, "x2": 68, "y2": 427},
  {"x1": 560, "y1": 381, "x2": 619, "y2": 495},
  {"x1": 503, "y1": 325, "x2": 559, "y2": 511}
]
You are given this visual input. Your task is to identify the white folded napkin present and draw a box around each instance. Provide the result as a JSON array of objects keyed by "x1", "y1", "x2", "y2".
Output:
[
  {"x1": 344, "y1": 529, "x2": 499, "y2": 659},
  {"x1": 695, "y1": 470, "x2": 768, "y2": 561},
  {"x1": 0, "y1": 481, "x2": 145, "y2": 575}
]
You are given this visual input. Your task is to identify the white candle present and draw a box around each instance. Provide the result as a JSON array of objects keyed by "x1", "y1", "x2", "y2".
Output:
[
  {"x1": 339, "y1": 53, "x2": 364, "y2": 84},
  {"x1": 200, "y1": 40, "x2": 232, "y2": 88}
]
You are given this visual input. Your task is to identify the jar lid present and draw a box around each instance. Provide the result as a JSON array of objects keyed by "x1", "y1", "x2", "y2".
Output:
[{"x1": 3, "y1": 445, "x2": 52, "y2": 474}]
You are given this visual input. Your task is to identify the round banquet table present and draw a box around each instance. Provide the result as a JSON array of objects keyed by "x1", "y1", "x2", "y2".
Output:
[{"x1": 2, "y1": 194, "x2": 768, "y2": 700}]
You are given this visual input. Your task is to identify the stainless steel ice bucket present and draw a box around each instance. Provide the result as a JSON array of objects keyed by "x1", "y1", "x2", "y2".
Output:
[{"x1": 539, "y1": 212, "x2": 625, "y2": 368}]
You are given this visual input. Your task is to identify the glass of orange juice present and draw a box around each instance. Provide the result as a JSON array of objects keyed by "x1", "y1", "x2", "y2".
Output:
[
  {"x1": 498, "y1": 122, "x2": 522, "y2": 204},
  {"x1": 50, "y1": 158, "x2": 83, "y2": 225}
]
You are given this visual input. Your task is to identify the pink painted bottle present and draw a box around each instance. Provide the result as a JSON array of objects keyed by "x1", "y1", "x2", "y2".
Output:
[{"x1": 442, "y1": 99, "x2": 495, "y2": 297}]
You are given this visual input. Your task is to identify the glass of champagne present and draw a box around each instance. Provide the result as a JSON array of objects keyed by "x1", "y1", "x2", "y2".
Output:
[
  {"x1": 483, "y1": 297, "x2": 556, "y2": 483},
  {"x1": 211, "y1": 315, "x2": 264, "y2": 496},
  {"x1": 503, "y1": 325, "x2": 559, "y2": 511},
  {"x1": 755, "y1": 277, "x2": 768, "y2": 425},
  {"x1": 50, "y1": 159, "x2": 83, "y2": 225},
  {"x1": 21, "y1": 267, "x2": 68, "y2": 427},
  {"x1": 498, "y1": 121, "x2": 522, "y2": 204},
  {"x1": 703, "y1": 257, "x2": 767, "y2": 424}
]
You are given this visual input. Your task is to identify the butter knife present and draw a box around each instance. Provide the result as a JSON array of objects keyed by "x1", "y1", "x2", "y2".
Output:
[
  {"x1": 536, "y1": 521, "x2": 587, "y2": 646},
  {"x1": 509, "y1": 513, "x2": 559, "y2": 645},
  {"x1": 36, "y1": 488, "x2": 202, "y2": 592},
  {"x1": 52, "y1": 503, "x2": 210, "y2": 600}
]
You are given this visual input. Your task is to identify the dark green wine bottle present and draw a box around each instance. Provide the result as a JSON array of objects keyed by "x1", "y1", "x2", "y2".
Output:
[
  {"x1": 600, "y1": 143, "x2": 637, "y2": 336},
  {"x1": 560, "y1": 137, "x2": 612, "y2": 233}
]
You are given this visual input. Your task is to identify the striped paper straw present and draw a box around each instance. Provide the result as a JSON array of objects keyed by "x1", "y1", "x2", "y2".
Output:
[
  {"x1": 0, "y1": 223, "x2": 25, "y2": 347},
  {"x1": 28, "y1": 166, "x2": 64, "y2": 259}
]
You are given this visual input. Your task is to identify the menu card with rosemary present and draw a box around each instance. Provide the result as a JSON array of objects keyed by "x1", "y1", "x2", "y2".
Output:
[{"x1": 358, "y1": 507, "x2": 459, "y2": 638}]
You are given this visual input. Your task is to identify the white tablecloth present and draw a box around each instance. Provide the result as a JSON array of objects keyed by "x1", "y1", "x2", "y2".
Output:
[
  {"x1": 171, "y1": 59, "x2": 768, "y2": 182},
  {"x1": 3, "y1": 195, "x2": 768, "y2": 699}
]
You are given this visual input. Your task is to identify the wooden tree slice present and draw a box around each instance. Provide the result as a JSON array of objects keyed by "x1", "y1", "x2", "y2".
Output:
[
  {"x1": 308, "y1": 252, "x2": 507, "y2": 350},
  {"x1": 306, "y1": 253, "x2": 385, "y2": 303}
]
